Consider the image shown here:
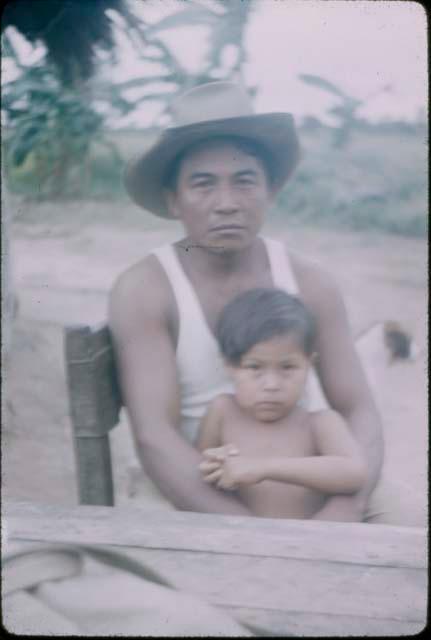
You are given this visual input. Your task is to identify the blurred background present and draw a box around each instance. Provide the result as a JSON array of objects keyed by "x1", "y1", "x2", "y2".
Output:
[
  {"x1": 2, "y1": 0, "x2": 427, "y2": 233},
  {"x1": 1, "y1": 1, "x2": 428, "y2": 513}
]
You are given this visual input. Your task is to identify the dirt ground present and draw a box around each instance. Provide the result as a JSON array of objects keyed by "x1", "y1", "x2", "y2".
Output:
[{"x1": 2, "y1": 199, "x2": 428, "y2": 522}]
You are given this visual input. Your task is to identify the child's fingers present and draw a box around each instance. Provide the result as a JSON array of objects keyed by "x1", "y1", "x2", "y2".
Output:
[
  {"x1": 225, "y1": 444, "x2": 239, "y2": 457},
  {"x1": 202, "y1": 447, "x2": 225, "y2": 461},
  {"x1": 217, "y1": 477, "x2": 237, "y2": 491},
  {"x1": 202, "y1": 468, "x2": 223, "y2": 484},
  {"x1": 202, "y1": 444, "x2": 239, "y2": 461},
  {"x1": 199, "y1": 460, "x2": 221, "y2": 474}
]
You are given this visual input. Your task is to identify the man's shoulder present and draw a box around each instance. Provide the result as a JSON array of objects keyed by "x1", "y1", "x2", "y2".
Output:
[
  {"x1": 110, "y1": 252, "x2": 169, "y2": 305},
  {"x1": 108, "y1": 251, "x2": 174, "y2": 328},
  {"x1": 285, "y1": 246, "x2": 342, "y2": 309}
]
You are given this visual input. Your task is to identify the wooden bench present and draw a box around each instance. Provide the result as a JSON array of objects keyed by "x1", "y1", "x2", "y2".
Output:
[
  {"x1": 64, "y1": 323, "x2": 122, "y2": 506},
  {"x1": 4, "y1": 500, "x2": 427, "y2": 636}
]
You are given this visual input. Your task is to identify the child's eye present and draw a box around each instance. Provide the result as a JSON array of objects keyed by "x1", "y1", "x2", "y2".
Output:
[{"x1": 245, "y1": 363, "x2": 260, "y2": 370}]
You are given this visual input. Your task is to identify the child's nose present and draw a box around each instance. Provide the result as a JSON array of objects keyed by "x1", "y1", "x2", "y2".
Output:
[{"x1": 262, "y1": 371, "x2": 281, "y2": 390}]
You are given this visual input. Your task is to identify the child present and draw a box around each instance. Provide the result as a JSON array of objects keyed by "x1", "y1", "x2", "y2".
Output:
[{"x1": 196, "y1": 288, "x2": 367, "y2": 519}]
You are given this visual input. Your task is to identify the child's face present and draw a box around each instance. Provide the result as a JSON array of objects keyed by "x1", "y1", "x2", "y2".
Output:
[{"x1": 227, "y1": 334, "x2": 313, "y2": 422}]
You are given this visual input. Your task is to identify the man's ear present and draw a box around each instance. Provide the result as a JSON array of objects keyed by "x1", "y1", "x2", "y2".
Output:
[
  {"x1": 309, "y1": 351, "x2": 319, "y2": 366},
  {"x1": 267, "y1": 180, "x2": 280, "y2": 204},
  {"x1": 164, "y1": 189, "x2": 179, "y2": 219}
]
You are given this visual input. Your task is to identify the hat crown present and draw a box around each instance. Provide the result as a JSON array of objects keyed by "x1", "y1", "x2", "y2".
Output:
[{"x1": 171, "y1": 81, "x2": 254, "y2": 127}]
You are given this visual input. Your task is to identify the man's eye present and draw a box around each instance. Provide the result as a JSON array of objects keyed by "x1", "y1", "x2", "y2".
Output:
[
  {"x1": 237, "y1": 178, "x2": 254, "y2": 186},
  {"x1": 245, "y1": 363, "x2": 260, "y2": 370},
  {"x1": 193, "y1": 181, "x2": 212, "y2": 189}
]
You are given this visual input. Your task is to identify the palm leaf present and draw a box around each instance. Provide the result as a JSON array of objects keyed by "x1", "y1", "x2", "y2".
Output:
[
  {"x1": 146, "y1": 7, "x2": 217, "y2": 35},
  {"x1": 2, "y1": 0, "x2": 129, "y2": 84}
]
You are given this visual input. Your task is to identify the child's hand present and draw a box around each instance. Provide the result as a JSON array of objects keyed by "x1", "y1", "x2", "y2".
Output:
[
  {"x1": 199, "y1": 444, "x2": 239, "y2": 485},
  {"x1": 216, "y1": 456, "x2": 263, "y2": 490}
]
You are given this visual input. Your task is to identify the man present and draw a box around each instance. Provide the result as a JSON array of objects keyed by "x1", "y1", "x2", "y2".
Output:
[{"x1": 109, "y1": 81, "x2": 384, "y2": 521}]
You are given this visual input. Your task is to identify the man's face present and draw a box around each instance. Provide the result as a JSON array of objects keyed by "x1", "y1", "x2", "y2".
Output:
[{"x1": 166, "y1": 141, "x2": 274, "y2": 251}]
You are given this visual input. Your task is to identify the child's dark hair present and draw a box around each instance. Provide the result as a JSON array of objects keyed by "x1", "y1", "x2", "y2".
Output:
[{"x1": 216, "y1": 288, "x2": 316, "y2": 364}]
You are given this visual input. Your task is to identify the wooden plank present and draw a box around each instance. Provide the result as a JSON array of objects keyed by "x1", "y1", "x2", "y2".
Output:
[
  {"x1": 226, "y1": 606, "x2": 426, "y2": 637},
  {"x1": 100, "y1": 546, "x2": 426, "y2": 622},
  {"x1": 2, "y1": 537, "x2": 426, "y2": 630},
  {"x1": 4, "y1": 502, "x2": 427, "y2": 636},
  {"x1": 4, "y1": 501, "x2": 426, "y2": 569}
]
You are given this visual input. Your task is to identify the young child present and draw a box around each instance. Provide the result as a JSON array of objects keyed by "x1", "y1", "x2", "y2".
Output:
[{"x1": 196, "y1": 288, "x2": 367, "y2": 519}]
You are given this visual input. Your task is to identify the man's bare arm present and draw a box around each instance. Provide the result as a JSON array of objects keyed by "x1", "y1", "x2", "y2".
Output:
[
  {"x1": 292, "y1": 253, "x2": 384, "y2": 520},
  {"x1": 195, "y1": 397, "x2": 224, "y2": 452},
  {"x1": 109, "y1": 259, "x2": 250, "y2": 515}
]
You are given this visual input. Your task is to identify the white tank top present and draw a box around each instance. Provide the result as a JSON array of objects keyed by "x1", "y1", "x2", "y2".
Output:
[{"x1": 152, "y1": 236, "x2": 326, "y2": 443}]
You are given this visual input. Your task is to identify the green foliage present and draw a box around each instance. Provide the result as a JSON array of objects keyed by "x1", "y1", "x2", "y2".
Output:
[
  {"x1": 2, "y1": 0, "x2": 255, "y2": 198},
  {"x1": 2, "y1": 58, "x2": 127, "y2": 198},
  {"x1": 273, "y1": 126, "x2": 427, "y2": 237}
]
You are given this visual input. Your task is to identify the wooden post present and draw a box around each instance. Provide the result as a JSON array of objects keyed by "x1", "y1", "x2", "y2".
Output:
[{"x1": 64, "y1": 324, "x2": 122, "y2": 506}]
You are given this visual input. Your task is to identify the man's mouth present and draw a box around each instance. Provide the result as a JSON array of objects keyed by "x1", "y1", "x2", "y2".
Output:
[{"x1": 210, "y1": 224, "x2": 244, "y2": 232}]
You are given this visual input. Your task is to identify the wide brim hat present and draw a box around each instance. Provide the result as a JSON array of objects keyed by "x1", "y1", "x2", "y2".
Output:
[{"x1": 125, "y1": 81, "x2": 300, "y2": 218}]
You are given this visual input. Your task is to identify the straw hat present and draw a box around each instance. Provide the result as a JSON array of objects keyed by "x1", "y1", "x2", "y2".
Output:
[{"x1": 125, "y1": 81, "x2": 300, "y2": 218}]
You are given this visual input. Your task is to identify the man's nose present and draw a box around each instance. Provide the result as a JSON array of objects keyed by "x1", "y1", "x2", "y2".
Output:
[{"x1": 214, "y1": 184, "x2": 239, "y2": 214}]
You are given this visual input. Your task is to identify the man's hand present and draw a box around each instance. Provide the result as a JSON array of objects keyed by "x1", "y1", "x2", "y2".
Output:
[{"x1": 311, "y1": 494, "x2": 366, "y2": 522}]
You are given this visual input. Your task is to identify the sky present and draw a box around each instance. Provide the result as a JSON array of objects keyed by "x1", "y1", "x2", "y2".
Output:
[
  {"x1": 108, "y1": 0, "x2": 428, "y2": 126},
  {"x1": 3, "y1": 0, "x2": 427, "y2": 127}
]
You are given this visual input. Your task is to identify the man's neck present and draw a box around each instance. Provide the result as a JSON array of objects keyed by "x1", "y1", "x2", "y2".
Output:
[{"x1": 176, "y1": 237, "x2": 262, "y2": 279}]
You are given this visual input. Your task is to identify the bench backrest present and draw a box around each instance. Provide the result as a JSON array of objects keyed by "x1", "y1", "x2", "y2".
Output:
[{"x1": 64, "y1": 324, "x2": 122, "y2": 506}]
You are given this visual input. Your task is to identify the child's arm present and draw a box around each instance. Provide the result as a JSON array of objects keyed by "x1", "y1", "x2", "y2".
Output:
[{"x1": 218, "y1": 411, "x2": 367, "y2": 494}]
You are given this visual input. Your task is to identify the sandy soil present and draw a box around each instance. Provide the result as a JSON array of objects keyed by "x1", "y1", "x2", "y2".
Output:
[{"x1": 2, "y1": 199, "x2": 428, "y2": 521}]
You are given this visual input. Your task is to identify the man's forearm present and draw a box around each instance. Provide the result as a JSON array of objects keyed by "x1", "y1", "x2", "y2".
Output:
[
  {"x1": 344, "y1": 404, "x2": 384, "y2": 500},
  {"x1": 312, "y1": 404, "x2": 384, "y2": 521},
  {"x1": 136, "y1": 434, "x2": 251, "y2": 515}
]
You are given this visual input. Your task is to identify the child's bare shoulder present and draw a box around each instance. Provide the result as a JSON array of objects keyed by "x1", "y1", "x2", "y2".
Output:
[{"x1": 308, "y1": 409, "x2": 347, "y2": 430}]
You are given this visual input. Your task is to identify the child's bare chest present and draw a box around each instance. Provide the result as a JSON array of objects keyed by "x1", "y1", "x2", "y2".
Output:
[
  {"x1": 223, "y1": 411, "x2": 316, "y2": 458},
  {"x1": 222, "y1": 410, "x2": 323, "y2": 519}
]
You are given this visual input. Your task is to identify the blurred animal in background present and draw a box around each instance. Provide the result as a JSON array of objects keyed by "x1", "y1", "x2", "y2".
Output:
[{"x1": 355, "y1": 321, "x2": 422, "y2": 391}]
